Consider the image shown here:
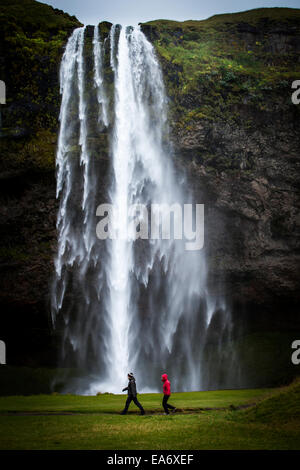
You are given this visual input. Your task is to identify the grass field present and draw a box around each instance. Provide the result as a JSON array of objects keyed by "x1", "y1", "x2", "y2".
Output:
[{"x1": 0, "y1": 380, "x2": 299, "y2": 450}]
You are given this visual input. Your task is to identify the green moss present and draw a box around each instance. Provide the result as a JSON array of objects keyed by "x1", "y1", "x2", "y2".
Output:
[
  {"x1": 235, "y1": 377, "x2": 300, "y2": 424},
  {"x1": 0, "y1": 0, "x2": 81, "y2": 35},
  {"x1": 142, "y1": 8, "x2": 300, "y2": 128},
  {"x1": 98, "y1": 21, "x2": 113, "y2": 39},
  {"x1": 0, "y1": 0, "x2": 82, "y2": 157},
  {"x1": 0, "y1": 245, "x2": 30, "y2": 262},
  {"x1": 145, "y1": 8, "x2": 300, "y2": 31},
  {"x1": 1, "y1": 130, "x2": 57, "y2": 172}
]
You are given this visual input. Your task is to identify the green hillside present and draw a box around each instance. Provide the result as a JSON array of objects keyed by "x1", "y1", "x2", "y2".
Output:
[{"x1": 143, "y1": 8, "x2": 300, "y2": 126}]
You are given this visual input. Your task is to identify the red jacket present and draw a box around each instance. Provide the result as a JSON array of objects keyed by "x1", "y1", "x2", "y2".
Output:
[{"x1": 161, "y1": 373, "x2": 171, "y2": 395}]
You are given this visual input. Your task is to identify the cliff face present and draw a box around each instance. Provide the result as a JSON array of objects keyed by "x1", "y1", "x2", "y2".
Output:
[
  {"x1": 142, "y1": 9, "x2": 300, "y2": 337},
  {"x1": 0, "y1": 3, "x2": 299, "y2": 385},
  {"x1": 0, "y1": 0, "x2": 81, "y2": 365}
]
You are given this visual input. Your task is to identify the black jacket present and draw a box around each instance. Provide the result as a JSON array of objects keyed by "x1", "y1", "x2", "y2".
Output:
[{"x1": 123, "y1": 378, "x2": 137, "y2": 397}]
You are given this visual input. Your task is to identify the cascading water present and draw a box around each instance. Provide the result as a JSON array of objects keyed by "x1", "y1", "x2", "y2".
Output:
[
  {"x1": 52, "y1": 25, "x2": 111, "y2": 386},
  {"x1": 52, "y1": 24, "x2": 237, "y2": 394}
]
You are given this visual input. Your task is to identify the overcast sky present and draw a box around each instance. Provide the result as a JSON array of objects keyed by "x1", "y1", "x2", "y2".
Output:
[{"x1": 39, "y1": 0, "x2": 300, "y2": 25}]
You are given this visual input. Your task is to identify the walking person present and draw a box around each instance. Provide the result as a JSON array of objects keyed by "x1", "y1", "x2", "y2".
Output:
[
  {"x1": 121, "y1": 372, "x2": 145, "y2": 415},
  {"x1": 161, "y1": 373, "x2": 176, "y2": 415}
]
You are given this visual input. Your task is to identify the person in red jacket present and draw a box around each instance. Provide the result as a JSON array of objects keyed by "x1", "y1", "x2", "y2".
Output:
[{"x1": 161, "y1": 373, "x2": 176, "y2": 415}]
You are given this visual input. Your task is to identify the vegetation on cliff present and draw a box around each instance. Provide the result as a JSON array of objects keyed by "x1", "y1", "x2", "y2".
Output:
[
  {"x1": 0, "y1": 0, "x2": 82, "y2": 171},
  {"x1": 142, "y1": 8, "x2": 300, "y2": 149},
  {"x1": 0, "y1": 1, "x2": 82, "y2": 367}
]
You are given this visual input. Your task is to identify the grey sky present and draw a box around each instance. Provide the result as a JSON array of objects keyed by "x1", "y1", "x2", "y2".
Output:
[{"x1": 39, "y1": 0, "x2": 300, "y2": 26}]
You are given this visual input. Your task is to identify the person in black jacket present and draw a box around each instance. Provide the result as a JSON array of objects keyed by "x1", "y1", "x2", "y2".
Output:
[{"x1": 121, "y1": 373, "x2": 145, "y2": 415}]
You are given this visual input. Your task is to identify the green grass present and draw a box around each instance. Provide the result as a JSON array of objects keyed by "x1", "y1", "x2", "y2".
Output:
[
  {"x1": 0, "y1": 388, "x2": 272, "y2": 413},
  {"x1": 145, "y1": 7, "x2": 300, "y2": 28},
  {"x1": 237, "y1": 378, "x2": 300, "y2": 424},
  {"x1": 0, "y1": 382, "x2": 299, "y2": 449},
  {"x1": 0, "y1": 0, "x2": 81, "y2": 171},
  {"x1": 1, "y1": 413, "x2": 298, "y2": 450},
  {"x1": 142, "y1": 8, "x2": 300, "y2": 126}
]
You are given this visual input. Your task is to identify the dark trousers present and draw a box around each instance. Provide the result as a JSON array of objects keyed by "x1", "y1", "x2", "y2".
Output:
[
  {"x1": 122, "y1": 395, "x2": 145, "y2": 414},
  {"x1": 163, "y1": 394, "x2": 175, "y2": 414}
]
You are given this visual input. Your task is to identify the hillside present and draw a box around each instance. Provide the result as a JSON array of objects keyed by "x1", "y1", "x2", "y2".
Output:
[
  {"x1": 0, "y1": 0, "x2": 81, "y2": 167},
  {"x1": 143, "y1": 8, "x2": 300, "y2": 129},
  {"x1": 237, "y1": 377, "x2": 300, "y2": 423}
]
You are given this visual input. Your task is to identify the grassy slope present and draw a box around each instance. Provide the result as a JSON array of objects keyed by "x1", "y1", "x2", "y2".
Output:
[
  {"x1": 2, "y1": 413, "x2": 298, "y2": 450},
  {"x1": 143, "y1": 8, "x2": 300, "y2": 127},
  {"x1": 237, "y1": 377, "x2": 300, "y2": 424},
  {"x1": 0, "y1": 0, "x2": 79, "y2": 31},
  {"x1": 145, "y1": 7, "x2": 300, "y2": 78},
  {"x1": 0, "y1": 383, "x2": 299, "y2": 449},
  {"x1": 0, "y1": 388, "x2": 272, "y2": 413}
]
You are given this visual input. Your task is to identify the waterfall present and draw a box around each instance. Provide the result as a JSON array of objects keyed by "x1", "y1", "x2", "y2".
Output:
[
  {"x1": 93, "y1": 25, "x2": 109, "y2": 127},
  {"x1": 52, "y1": 24, "x2": 236, "y2": 394},
  {"x1": 52, "y1": 26, "x2": 110, "y2": 384}
]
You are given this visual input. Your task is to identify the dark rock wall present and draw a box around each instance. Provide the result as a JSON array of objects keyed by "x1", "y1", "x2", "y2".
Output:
[
  {"x1": 141, "y1": 10, "x2": 300, "y2": 339},
  {"x1": 0, "y1": 0, "x2": 81, "y2": 366}
]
